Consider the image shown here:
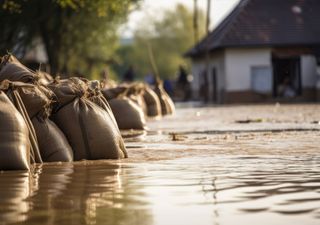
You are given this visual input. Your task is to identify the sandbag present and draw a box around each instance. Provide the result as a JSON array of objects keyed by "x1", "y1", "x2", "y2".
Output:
[
  {"x1": 143, "y1": 85, "x2": 161, "y2": 117},
  {"x1": 3, "y1": 80, "x2": 72, "y2": 162},
  {"x1": 153, "y1": 82, "x2": 175, "y2": 115},
  {"x1": 108, "y1": 96, "x2": 146, "y2": 130},
  {"x1": 86, "y1": 80, "x2": 118, "y2": 127},
  {"x1": 2, "y1": 82, "x2": 42, "y2": 163},
  {"x1": 49, "y1": 78, "x2": 127, "y2": 160},
  {"x1": 101, "y1": 86, "x2": 127, "y2": 100},
  {"x1": 0, "y1": 55, "x2": 37, "y2": 83},
  {"x1": 125, "y1": 83, "x2": 148, "y2": 114},
  {"x1": 130, "y1": 94, "x2": 147, "y2": 116},
  {"x1": 0, "y1": 91, "x2": 30, "y2": 170},
  {"x1": 32, "y1": 117, "x2": 73, "y2": 162}
]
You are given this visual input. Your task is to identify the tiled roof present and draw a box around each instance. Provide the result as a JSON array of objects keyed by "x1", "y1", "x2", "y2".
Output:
[{"x1": 186, "y1": 0, "x2": 320, "y2": 57}]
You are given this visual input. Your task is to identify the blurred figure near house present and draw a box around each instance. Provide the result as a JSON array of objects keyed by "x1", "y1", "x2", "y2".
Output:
[
  {"x1": 174, "y1": 65, "x2": 191, "y2": 101},
  {"x1": 163, "y1": 79, "x2": 174, "y2": 97},
  {"x1": 277, "y1": 76, "x2": 296, "y2": 98},
  {"x1": 199, "y1": 69, "x2": 209, "y2": 102},
  {"x1": 144, "y1": 72, "x2": 156, "y2": 85},
  {"x1": 122, "y1": 65, "x2": 135, "y2": 82}
]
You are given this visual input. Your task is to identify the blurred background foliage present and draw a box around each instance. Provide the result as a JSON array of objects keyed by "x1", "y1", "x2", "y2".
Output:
[
  {"x1": 0, "y1": 0, "x2": 141, "y2": 78},
  {"x1": 113, "y1": 4, "x2": 205, "y2": 80},
  {"x1": 0, "y1": 0, "x2": 205, "y2": 80}
]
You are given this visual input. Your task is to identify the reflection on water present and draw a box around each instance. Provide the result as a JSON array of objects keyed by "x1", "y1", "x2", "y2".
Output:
[
  {"x1": 0, "y1": 171, "x2": 32, "y2": 224},
  {"x1": 0, "y1": 155, "x2": 319, "y2": 225}
]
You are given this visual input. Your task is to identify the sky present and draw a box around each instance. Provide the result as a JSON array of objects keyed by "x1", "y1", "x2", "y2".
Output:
[{"x1": 120, "y1": 0, "x2": 240, "y2": 38}]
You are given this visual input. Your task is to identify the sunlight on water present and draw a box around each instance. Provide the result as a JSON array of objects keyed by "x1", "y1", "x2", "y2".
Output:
[{"x1": 0, "y1": 153, "x2": 319, "y2": 225}]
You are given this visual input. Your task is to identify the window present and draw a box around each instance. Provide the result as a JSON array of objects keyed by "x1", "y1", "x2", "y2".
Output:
[{"x1": 251, "y1": 66, "x2": 272, "y2": 93}]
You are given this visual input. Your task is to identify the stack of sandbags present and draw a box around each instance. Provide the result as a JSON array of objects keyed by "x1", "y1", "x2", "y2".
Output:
[
  {"x1": 0, "y1": 90, "x2": 30, "y2": 170},
  {"x1": 102, "y1": 81, "x2": 173, "y2": 121},
  {"x1": 48, "y1": 78, "x2": 127, "y2": 160},
  {"x1": 0, "y1": 55, "x2": 43, "y2": 164},
  {"x1": 2, "y1": 80, "x2": 73, "y2": 162},
  {"x1": 0, "y1": 54, "x2": 73, "y2": 163}
]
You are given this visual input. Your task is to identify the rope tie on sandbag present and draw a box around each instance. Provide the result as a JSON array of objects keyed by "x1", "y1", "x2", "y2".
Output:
[
  {"x1": 12, "y1": 90, "x2": 43, "y2": 163},
  {"x1": 1, "y1": 87, "x2": 36, "y2": 164}
]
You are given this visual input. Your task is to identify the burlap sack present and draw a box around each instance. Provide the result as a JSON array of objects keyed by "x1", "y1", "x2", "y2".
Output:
[
  {"x1": 101, "y1": 86, "x2": 127, "y2": 100},
  {"x1": 0, "y1": 91, "x2": 30, "y2": 170},
  {"x1": 108, "y1": 96, "x2": 146, "y2": 130},
  {"x1": 37, "y1": 71, "x2": 53, "y2": 85},
  {"x1": 49, "y1": 78, "x2": 127, "y2": 160},
  {"x1": 32, "y1": 117, "x2": 73, "y2": 162},
  {"x1": 3, "y1": 81, "x2": 73, "y2": 162},
  {"x1": 2, "y1": 81, "x2": 42, "y2": 163},
  {"x1": 86, "y1": 80, "x2": 118, "y2": 127},
  {"x1": 143, "y1": 85, "x2": 161, "y2": 117},
  {"x1": 153, "y1": 82, "x2": 175, "y2": 115},
  {"x1": 0, "y1": 55, "x2": 37, "y2": 83}
]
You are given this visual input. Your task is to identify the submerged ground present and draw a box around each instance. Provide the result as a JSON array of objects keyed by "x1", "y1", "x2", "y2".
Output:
[{"x1": 1, "y1": 104, "x2": 320, "y2": 225}]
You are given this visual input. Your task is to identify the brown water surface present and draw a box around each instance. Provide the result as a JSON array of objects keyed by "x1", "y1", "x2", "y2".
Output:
[
  {"x1": 1, "y1": 105, "x2": 320, "y2": 225},
  {"x1": 0, "y1": 152, "x2": 319, "y2": 225}
]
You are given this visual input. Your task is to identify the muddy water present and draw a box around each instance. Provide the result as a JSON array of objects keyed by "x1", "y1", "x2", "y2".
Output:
[
  {"x1": 1, "y1": 105, "x2": 320, "y2": 225},
  {"x1": 0, "y1": 152, "x2": 319, "y2": 225}
]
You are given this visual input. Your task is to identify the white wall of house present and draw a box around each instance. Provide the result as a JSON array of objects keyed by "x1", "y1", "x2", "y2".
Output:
[
  {"x1": 301, "y1": 55, "x2": 317, "y2": 88},
  {"x1": 225, "y1": 48, "x2": 272, "y2": 92},
  {"x1": 190, "y1": 48, "x2": 318, "y2": 102}
]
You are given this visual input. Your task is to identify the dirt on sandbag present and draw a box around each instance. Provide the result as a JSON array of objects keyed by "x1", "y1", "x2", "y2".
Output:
[
  {"x1": 48, "y1": 78, "x2": 127, "y2": 160},
  {"x1": 108, "y1": 95, "x2": 146, "y2": 130},
  {"x1": 153, "y1": 81, "x2": 175, "y2": 115},
  {"x1": 2, "y1": 80, "x2": 73, "y2": 162},
  {"x1": 0, "y1": 91, "x2": 30, "y2": 170},
  {"x1": 0, "y1": 54, "x2": 37, "y2": 83},
  {"x1": 143, "y1": 85, "x2": 161, "y2": 117}
]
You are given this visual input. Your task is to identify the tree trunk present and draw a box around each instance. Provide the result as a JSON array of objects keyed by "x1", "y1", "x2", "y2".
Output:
[{"x1": 39, "y1": 7, "x2": 63, "y2": 76}]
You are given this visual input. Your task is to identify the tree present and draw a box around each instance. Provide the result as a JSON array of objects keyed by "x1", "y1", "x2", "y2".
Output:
[
  {"x1": 113, "y1": 4, "x2": 205, "y2": 80},
  {"x1": 0, "y1": 0, "x2": 141, "y2": 76}
]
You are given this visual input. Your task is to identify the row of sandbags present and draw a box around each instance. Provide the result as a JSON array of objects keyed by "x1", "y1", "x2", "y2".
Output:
[
  {"x1": 0, "y1": 55, "x2": 127, "y2": 170},
  {"x1": 101, "y1": 80, "x2": 175, "y2": 130}
]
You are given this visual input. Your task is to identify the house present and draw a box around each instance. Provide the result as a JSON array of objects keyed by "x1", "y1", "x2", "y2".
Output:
[{"x1": 185, "y1": 0, "x2": 320, "y2": 103}]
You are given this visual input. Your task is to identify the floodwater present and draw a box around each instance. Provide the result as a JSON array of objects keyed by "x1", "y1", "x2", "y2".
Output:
[{"x1": 1, "y1": 105, "x2": 320, "y2": 225}]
